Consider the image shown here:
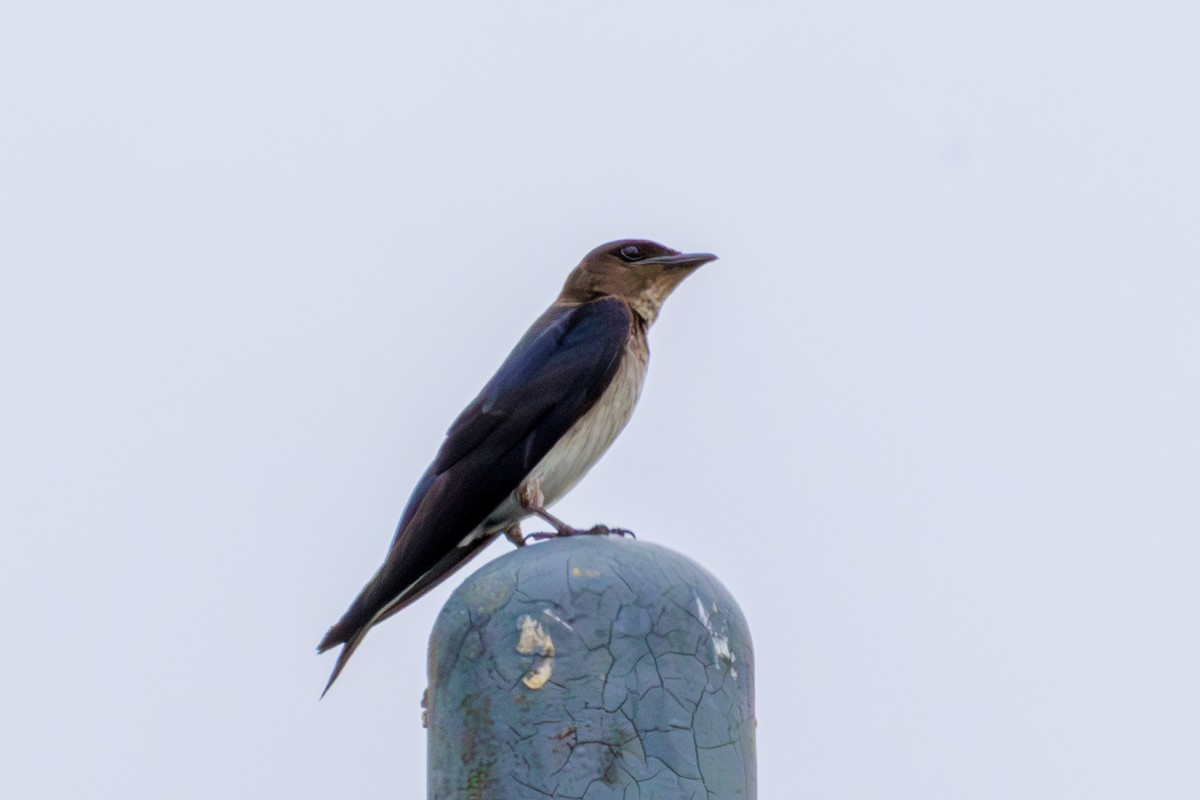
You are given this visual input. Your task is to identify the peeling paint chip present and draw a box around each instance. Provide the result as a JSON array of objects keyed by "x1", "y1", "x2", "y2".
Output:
[
  {"x1": 516, "y1": 614, "x2": 555, "y2": 689},
  {"x1": 695, "y1": 595, "x2": 738, "y2": 679},
  {"x1": 523, "y1": 660, "x2": 553, "y2": 690}
]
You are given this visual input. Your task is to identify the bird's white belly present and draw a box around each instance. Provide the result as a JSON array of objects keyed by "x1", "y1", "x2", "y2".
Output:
[{"x1": 483, "y1": 341, "x2": 648, "y2": 533}]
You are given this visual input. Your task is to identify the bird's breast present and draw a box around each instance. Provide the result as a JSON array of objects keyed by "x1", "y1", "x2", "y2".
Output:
[
  {"x1": 527, "y1": 338, "x2": 648, "y2": 506},
  {"x1": 479, "y1": 337, "x2": 648, "y2": 535}
]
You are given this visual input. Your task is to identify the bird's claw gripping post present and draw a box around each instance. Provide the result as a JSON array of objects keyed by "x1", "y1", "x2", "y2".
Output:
[
  {"x1": 584, "y1": 525, "x2": 636, "y2": 539},
  {"x1": 518, "y1": 482, "x2": 635, "y2": 544}
]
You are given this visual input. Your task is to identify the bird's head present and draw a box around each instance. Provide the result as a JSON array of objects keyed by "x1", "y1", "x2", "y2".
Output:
[{"x1": 559, "y1": 239, "x2": 718, "y2": 325}]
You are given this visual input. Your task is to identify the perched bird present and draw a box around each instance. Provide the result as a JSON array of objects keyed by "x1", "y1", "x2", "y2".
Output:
[{"x1": 318, "y1": 239, "x2": 716, "y2": 696}]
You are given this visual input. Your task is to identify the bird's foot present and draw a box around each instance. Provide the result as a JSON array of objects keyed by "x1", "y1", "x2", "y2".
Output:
[
  {"x1": 523, "y1": 524, "x2": 636, "y2": 544},
  {"x1": 518, "y1": 482, "x2": 635, "y2": 542},
  {"x1": 584, "y1": 524, "x2": 636, "y2": 539}
]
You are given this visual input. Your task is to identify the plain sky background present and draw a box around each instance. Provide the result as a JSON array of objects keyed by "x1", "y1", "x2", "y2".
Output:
[{"x1": 3, "y1": 2, "x2": 1198, "y2": 798}]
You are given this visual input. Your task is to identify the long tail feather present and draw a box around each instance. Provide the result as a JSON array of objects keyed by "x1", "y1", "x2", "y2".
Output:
[
  {"x1": 320, "y1": 626, "x2": 371, "y2": 699},
  {"x1": 316, "y1": 533, "x2": 500, "y2": 697},
  {"x1": 372, "y1": 533, "x2": 497, "y2": 628}
]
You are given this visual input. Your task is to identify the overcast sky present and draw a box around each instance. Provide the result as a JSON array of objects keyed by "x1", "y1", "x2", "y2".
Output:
[{"x1": 3, "y1": 2, "x2": 1198, "y2": 798}]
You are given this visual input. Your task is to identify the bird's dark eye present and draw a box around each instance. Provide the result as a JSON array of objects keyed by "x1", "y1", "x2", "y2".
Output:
[{"x1": 619, "y1": 244, "x2": 642, "y2": 262}]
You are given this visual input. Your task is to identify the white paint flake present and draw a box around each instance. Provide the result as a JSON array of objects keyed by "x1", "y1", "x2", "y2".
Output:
[
  {"x1": 516, "y1": 614, "x2": 555, "y2": 689},
  {"x1": 695, "y1": 595, "x2": 737, "y2": 679}
]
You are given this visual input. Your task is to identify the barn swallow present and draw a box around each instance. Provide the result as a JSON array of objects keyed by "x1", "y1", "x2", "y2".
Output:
[{"x1": 317, "y1": 239, "x2": 716, "y2": 696}]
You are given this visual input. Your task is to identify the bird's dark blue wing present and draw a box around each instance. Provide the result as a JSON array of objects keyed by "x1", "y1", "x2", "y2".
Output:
[
  {"x1": 429, "y1": 297, "x2": 631, "y2": 486},
  {"x1": 395, "y1": 295, "x2": 632, "y2": 560},
  {"x1": 318, "y1": 297, "x2": 632, "y2": 659}
]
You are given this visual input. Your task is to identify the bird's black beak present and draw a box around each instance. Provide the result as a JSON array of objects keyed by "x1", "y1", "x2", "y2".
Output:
[{"x1": 641, "y1": 252, "x2": 719, "y2": 269}]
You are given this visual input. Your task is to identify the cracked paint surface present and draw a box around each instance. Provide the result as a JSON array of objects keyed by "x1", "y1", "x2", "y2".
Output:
[{"x1": 427, "y1": 537, "x2": 755, "y2": 799}]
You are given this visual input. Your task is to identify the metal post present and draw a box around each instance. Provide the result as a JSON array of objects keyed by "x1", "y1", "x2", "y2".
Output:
[{"x1": 426, "y1": 535, "x2": 755, "y2": 799}]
